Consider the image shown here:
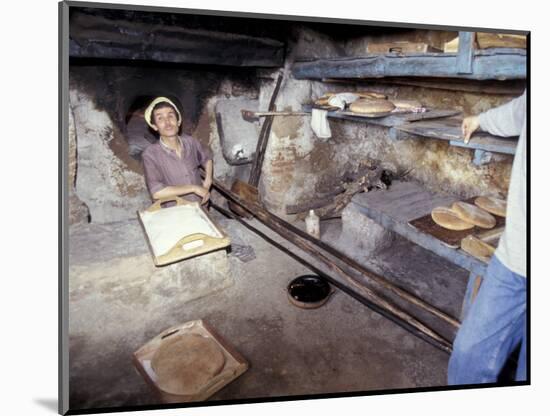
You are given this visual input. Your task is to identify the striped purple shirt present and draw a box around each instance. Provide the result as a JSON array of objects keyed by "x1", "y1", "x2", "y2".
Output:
[{"x1": 142, "y1": 134, "x2": 213, "y2": 202}]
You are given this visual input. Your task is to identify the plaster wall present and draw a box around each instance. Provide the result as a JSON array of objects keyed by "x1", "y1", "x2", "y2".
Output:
[{"x1": 67, "y1": 26, "x2": 519, "y2": 223}]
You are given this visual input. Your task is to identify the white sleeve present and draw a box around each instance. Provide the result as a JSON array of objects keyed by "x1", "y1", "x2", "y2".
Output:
[{"x1": 479, "y1": 91, "x2": 526, "y2": 138}]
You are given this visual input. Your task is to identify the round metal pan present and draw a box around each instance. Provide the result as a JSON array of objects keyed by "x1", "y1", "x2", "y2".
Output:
[{"x1": 286, "y1": 275, "x2": 333, "y2": 309}]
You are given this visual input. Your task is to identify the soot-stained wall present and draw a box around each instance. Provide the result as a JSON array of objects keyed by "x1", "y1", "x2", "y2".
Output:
[
  {"x1": 260, "y1": 80, "x2": 517, "y2": 217},
  {"x1": 69, "y1": 64, "x2": 260, "y2": 223},
  {"x1": 253, "y1": 29, "x2": 520, "y2": 216},
  {"x1": 67, "y1": 23, "x2": 521, "y2": 224}
]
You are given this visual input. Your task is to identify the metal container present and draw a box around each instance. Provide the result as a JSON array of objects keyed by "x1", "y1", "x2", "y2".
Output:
[{"x1": 287, "y1": 275, "x2": 333, "y2": 309}]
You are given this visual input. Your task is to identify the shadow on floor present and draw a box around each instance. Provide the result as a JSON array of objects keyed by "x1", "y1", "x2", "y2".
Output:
[{"x1": 34, "y1": 398, "x2": 58, "y2": 413}]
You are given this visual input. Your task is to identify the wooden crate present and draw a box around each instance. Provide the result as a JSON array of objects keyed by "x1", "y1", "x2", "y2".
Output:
[
  {"x1": 367, "y1": 41, "x2": 442, "y2": 54},
  {"x1": 133, "y1": 320, "x2": 248, "y2": 404},
  {"x1": 476, "y1": 32, "x2": 526, "y2": 49},
  {"x1": 138, "y1": 196, "x2": 231, "y2": 266}
]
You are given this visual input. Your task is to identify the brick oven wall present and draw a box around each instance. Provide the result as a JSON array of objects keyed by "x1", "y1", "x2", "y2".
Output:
[
  {"x1": 251, "y1": 29, "x2": 520, "y2": 217},
  {"x1": 67, "y1": 25, "x2": 522, "y2": 222}
]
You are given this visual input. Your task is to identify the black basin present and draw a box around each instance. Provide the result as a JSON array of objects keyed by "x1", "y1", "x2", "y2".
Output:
[{"x1": 287, "y1": 275, "x2": 333, "y2": 309}]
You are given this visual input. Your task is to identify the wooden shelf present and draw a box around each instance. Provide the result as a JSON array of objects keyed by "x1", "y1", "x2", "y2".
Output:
[
  {"x1": 293, "y1": 48, "x2": 526, "y2": 81},
  {"x1": 304, "y1": 106, "x2": 517, "y2": 156},
  {"x1": 304, "y1": 104, "x2": 459, "y2": 127},
  {"x1": 392, "y1": 117, "x2": 518, "y2": 155}
]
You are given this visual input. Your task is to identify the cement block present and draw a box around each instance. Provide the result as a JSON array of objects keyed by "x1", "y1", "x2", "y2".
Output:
[
  {"x1": 335, "y1": 202, "x2": 395, "y2": 259},
  {"x1": 68, "y1": 219, "x2": 234, "y2": 316}
]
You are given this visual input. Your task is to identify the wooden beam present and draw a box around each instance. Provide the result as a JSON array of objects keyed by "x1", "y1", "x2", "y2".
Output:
[
  {"x1": 211, "y1": 200, "x2": 454, "y2": 353},
  {"x1": 69, "y1": 13, "x2": 285, "y2": 67},
  {"x1": 211, "y1": 179, "x2": 460, "y2": 352},
  {"x1": 249, "y1": 73, "x2": 284, "y2": 187},
  {"x1": 286, "y1": 193, "x2": 343, "y2": 215},
  {"x1": 293, "y1": 49, "x2": 526, "y2": 80},
  {"x1": 322, "y1": 77, "x2": 527, "y2": 95},
  {"x1": 457, "y1": 31, "x2": 475, "y2": 74},
  {"x1": 224, "y1": 204, "x2": 460, "y2": 353}
]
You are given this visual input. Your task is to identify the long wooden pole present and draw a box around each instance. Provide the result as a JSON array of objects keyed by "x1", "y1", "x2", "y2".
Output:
[
  {"x1": 211, "y1": 180, "x2": 454, "y2": 353},
  {"x1": 213, "y1": 202, "x2": 454, "y2": 353},
  {"x1": 285, "y1": 209, "x2": 461, "y2": 329},
  {"x1": 215, "y1": 179, "x2": 460, "y2": 329}
]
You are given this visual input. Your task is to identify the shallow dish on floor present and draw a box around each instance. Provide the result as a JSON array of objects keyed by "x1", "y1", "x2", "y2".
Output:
[{"x1": 287, "y1": 275, "x2": 333, "y2": 309}]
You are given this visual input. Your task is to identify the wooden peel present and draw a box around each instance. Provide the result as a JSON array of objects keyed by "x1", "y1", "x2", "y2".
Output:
[
  {"x1": 240, "y1": 109, "x2": 309, "y2": 122},
  {"x1": 229, "y1": 73, "x2": 284, "y2": 218}
]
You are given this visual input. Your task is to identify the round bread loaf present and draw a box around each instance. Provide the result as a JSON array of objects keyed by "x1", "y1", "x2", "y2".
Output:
[
  {"x1": 431, "y1": 206, "x2": 475, "y2": 231},
  {"x1": 315, "y1": 91, "x2": 387, "y2": 106},
  {"x1": 452, "y1": 201, "x2": 496, "y2": 229},
  {"x1": 474, "y1": 196, "x2": 507, "y2": 217},
  {"x1": 315, "y1": 93, "x2": 336, "y2": 106},
  {"x1": 390, "y1": 99, "x2": 423, "y2": 110},
  {"x1": 460, "y1": 235, "x2": 495, "y2": 261},
  {"x1": 349, "y1": 98, "x2": 395, "y2": 114},
  {"x1": 357, "y1": 91, "x2": 387, "y2": 99},
  {"x1": 151, "y1": 334, "x2": 225, "y2": 396}
]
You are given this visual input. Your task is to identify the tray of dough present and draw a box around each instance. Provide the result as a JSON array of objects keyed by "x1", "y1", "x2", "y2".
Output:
[
  {"x1": 133, "y1": 319, "x2": 248, "y2": 403},
  {"x1": 138, "y1": 196, "x2": 231, "y2": 266}
]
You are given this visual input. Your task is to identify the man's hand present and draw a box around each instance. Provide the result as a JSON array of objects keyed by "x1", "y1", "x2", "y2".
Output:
[
  {"x1": 194, "y1": 185, "x2": 211, "y2": 205},
  {"x1": 462, "y1": 115, "x2": 480, "y2": 144},
  {"x1": 201, "y1": 191, "x2": 210, "y2": 205}
]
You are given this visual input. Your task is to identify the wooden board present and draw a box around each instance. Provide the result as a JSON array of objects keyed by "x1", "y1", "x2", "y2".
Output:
[
  {"x1": 138, "y1": 197, "x2": 231, "y2": 266},
  {"x1": 409, "y1": 197, "x2": 506, "y2": 248},
  {"x1": 311, "y1": 103, "x2": 340, "y2": 111},
  {"x1": 304, "y1": 104, "x2": 460, "y2": 128},
  {"x1": 394, "y1": 117, "x2": 518, "y2": 154},
  {"x1": 403, "y1": 109, "x2": 461, "y2": 122},
  {"x1": 351, "y1": 181, "x2": 488, "y2": 275},
  {"x1": 133, "y1": 320, "x2": 248, "y2": 404}
]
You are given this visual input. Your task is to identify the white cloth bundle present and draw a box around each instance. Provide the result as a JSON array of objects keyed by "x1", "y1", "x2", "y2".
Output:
[
  {"x1": 310, "y1": 108, "x2": 331, "y2": 139},
  {"x1": 327, "y1": 93, "x2": 360, "y2": 110},
  {"x1": 310, "y1": 93, "x2": 360, "y2": 139}
]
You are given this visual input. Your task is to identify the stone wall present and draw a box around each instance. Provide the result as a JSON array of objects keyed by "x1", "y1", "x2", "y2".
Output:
[
  {"x1": 67, "y1": 25, "x2": 520, "y2": 223},
  {"x1": 70, "y1": 88, "x2": 152, "y2": 223},
  {"x1": 68, "y1": 104, "x2": 90, "y2": 225},
  {"x1": 68, "y1": 65, "x2": 259, "y2": 223},
  {"x1": 243, "y1": 27, "x2": 519, "y2": 217}
]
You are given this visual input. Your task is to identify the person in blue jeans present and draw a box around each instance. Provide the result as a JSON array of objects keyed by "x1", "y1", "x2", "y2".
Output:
[{"x1": 448, "y1": 91, "x2": 527, "y2": 384}]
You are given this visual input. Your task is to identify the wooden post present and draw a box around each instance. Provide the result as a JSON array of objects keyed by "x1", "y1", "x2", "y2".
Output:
[
  {"x1": 457, "y1": 31, "x2": 475, "y2": 74},
  {"x1": 248, "y1": 73, "x2": 284, "y2": 187}
]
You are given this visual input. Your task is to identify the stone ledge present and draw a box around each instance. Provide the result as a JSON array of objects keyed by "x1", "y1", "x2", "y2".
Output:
[{"x1": 68, "y1": 219, "x2": 233, "y2": 313}]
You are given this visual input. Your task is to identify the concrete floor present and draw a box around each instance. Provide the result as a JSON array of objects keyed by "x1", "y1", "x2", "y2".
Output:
[{"x1": 67, "y1": 212, "x2": 468, "y2": 412}]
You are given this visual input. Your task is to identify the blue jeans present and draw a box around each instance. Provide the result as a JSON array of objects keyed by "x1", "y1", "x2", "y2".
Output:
[{"x1": 448, "y1": 255, "x2": 526, "y2": 384}]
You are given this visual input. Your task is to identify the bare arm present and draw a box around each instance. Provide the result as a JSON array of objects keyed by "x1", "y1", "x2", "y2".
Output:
[
  {"x1": 202, "y1": 159, "x2": 213, "y2": 190},
  {"x1": 152, "y1": 184, "x2": 208, "y2": 201}
]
